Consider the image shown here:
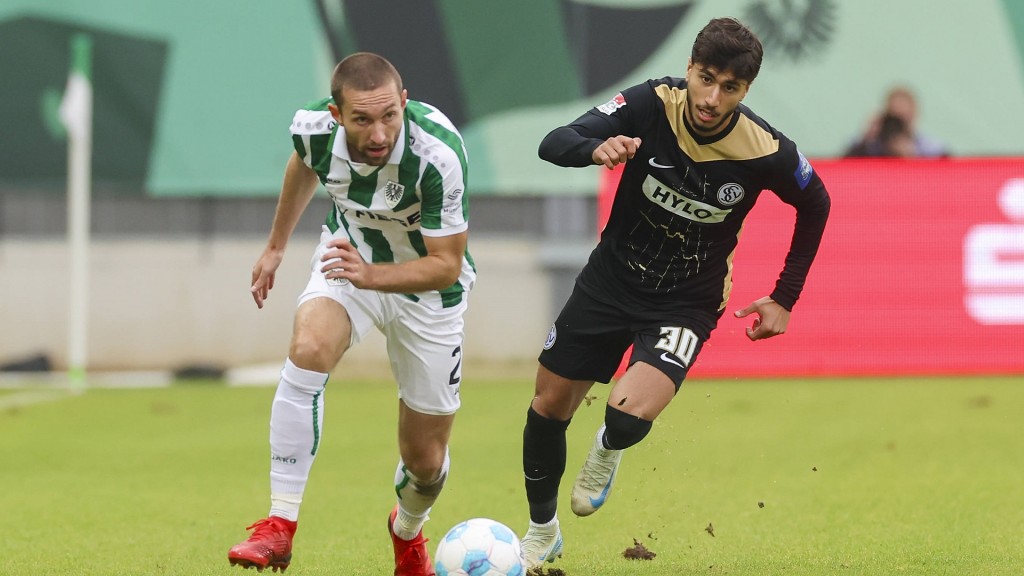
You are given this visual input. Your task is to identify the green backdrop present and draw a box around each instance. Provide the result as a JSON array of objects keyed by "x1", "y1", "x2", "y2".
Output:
[{"x1": 3, "y1": 0, "x2": 1023, "y2": 196}]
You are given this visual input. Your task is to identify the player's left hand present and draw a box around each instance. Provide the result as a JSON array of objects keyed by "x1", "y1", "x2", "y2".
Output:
[
  {"x1": 734, "y1": 296, "x2": 790, "y2": 341},
  {"x1": 321, "y1": 237, "x2": 374, "y2": 289}
]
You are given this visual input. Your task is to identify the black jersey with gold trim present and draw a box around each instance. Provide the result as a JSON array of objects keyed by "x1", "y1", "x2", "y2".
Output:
[{"x1": 539, "y1": 76, "x2": 830, "y2": 313}]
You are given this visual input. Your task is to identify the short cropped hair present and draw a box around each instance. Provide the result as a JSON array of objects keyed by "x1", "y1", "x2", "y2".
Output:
[
  {"x1": 330, "y1": 52, "x2": 404, "y2": 106},
  {"x1": 690, "y1": 17, "x2": 763, "y2": 83}
]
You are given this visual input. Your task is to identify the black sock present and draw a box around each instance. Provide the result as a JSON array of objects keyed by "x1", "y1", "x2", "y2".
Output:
[{"x1": 523, "y1": 406, "x2": 571, "y2": 524}]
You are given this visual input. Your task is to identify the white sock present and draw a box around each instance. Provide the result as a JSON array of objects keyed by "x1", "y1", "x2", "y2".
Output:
[
  {"x1": 596, "y1": 424, "x2": 618, "y2": 456},
  {"x1": 530, "y1": 517, "x2": 559, "y2": 532},
  {"x1": 393, "y1": 506, "x2": 429, "y2": 541},
  {"x1": 269, "y1": 493, "x2": 302, "y2": 522},
  {"x1": 268, "y1": 358, "x2": 329, "y2": 521}
]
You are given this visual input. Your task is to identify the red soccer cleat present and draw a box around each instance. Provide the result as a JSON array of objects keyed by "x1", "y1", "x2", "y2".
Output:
[
  {"x1": 228, "y1": 516, "x2": 297, "y2": 573},
  {"x1": 388, "y1": 505, "x2": 436, "y2": 576}
]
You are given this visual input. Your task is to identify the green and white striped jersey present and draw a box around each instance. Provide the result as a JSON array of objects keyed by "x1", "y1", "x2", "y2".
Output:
[{"x1": 290, "y1": 97, "x2": 475, "y2": 309}]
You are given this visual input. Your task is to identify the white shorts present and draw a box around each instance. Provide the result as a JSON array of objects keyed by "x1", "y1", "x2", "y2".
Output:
[{"x1": 297, "y1": 226, "x2": 466, "y2": 415}]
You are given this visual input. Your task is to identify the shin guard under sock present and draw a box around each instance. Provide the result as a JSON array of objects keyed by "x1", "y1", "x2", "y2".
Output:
[{"x1": 523, "y1": 406, "x2": 571, "y2": 524}]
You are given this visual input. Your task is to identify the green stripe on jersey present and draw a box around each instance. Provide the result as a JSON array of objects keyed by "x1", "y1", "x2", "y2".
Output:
[
  {"x1": 360, "y1": 228, "x2": 393, "y2": 264},
  {"x1": 395, "y1": 128, "x2": 422, "y2": 212},
  {"x1": 419, "y1": 164, "x2": 444, "y2": 229},
  {"x1": 440, "y1": 284, "x2": 466, "y2": 308},
  {"x1": 325, "y1": 207, "x2": 338, "y2": 232},
  {"x1": 310, "y1": 132, "x2": 334, "y2": 176},
  {"x1": 408, "y1": 231, "x2": 428, "y2": 258},
  {"x1": 325, "y1": 205, "x2": 342, "y2": 234},
  {"x1": 348, "y1": 166, "x2": 381, "y2": 208},
  {"x1": 291, "y1": 132, "x2": 334, "y2": 182},
  {"x1": 291, "y1": 98, "x2": 336, "y2": 181}
]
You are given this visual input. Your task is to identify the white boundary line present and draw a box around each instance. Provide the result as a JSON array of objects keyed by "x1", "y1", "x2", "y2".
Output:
[
  {"x1": 0, "y1": 366, "x2": 281, "y2": 390},
  {"x1": 0, "y1": 367, "x2": 279, "y2": 411},
  {"x1": 0, "y1": 371, "x2": 173, "y2": 390},
  {"x1": 0, "y1": 388, "x2": 69, "y2": 411}
]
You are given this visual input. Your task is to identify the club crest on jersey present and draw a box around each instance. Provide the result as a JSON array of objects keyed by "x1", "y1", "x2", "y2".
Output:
[
  {"x1": 794, "y1": 151, "x2": 814, "y2": 190},
  {"x1": 597, "y1": 92, "x2": 627, "y2": 115},
  {"x1": 383, "y1": 180, "x2": 405, "y2": 208},
  {"x1": 717, "y1": 183, "x2": 745, "y2": 206}
]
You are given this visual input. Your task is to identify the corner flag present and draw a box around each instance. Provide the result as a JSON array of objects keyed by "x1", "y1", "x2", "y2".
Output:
[
  {"x1": 60, "y1": 34, "x2": 93, "y2": 390},
  {"x1": 59, "y1": 35, "x2": 93, "y2": 140}
]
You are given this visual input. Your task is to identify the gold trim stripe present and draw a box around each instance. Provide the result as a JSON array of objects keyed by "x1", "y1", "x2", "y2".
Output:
[{"x1": 654, "y1": 84, "x2": 779, "y2": 162}]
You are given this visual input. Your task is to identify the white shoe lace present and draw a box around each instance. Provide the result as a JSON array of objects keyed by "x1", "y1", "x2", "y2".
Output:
[
  {"x1": 578, "y1": 447, "x2": 620, "y2": 492},
  {"x1": 571, "y1": 434, "x2": 623, "y2": 516}
]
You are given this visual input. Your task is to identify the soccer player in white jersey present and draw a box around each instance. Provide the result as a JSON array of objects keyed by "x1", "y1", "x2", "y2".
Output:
[{"x1": 228, "y1": 52, "x2": 474, "y2": 576}]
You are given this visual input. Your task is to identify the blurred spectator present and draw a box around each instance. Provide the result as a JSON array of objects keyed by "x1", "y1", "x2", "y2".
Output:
[
  {"x1": 844, "y1": 86, "x2": 949, "y2": 158},
  {"x1": 845, "y1": 113, "x2": 916, "y2": 158}
]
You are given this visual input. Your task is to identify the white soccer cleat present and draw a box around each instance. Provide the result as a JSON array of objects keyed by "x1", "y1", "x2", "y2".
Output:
[
  {"x1": 570, "y1": 425, "x2": 623, "y2": 517},
  {"x1": 519, "y1": 519, "x2": 563, "y2": 569}
]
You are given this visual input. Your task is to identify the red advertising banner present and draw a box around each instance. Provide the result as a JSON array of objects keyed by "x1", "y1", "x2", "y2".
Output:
[{"x1": 599, "y1": 159, "x2": 1024, "y2": 377}]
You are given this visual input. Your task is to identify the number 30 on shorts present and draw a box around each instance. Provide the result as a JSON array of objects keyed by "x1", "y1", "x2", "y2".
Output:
[{"x1": 655, "y1": 326, "x2": 698, "y2": 367}]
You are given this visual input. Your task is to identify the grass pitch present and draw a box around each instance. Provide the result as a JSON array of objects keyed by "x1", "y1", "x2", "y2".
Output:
[{"x1": 1, "y1": 374, "x2": 1022, "y2": 575}]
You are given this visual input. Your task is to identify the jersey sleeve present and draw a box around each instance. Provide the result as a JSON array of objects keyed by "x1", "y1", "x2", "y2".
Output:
[
  {"x1": 418, "y1": 147, "x2": 469, "y2": 238},
  {"x1": 767, "y1": 140, "x2": 832, "y2": 310},
  {"x1": 538, "y1": 80, "x2": 656, "y2": 167},
  {"x1": 403, "y1": 100, "x2": 470, "y2": 238},
  {"x1": 289, "y1": 97, "x2": 336, "y2": 177}
]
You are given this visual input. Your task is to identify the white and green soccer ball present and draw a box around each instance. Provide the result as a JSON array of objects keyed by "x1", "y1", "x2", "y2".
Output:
[{"x1": 434, "y1": 518, "x2": 524, "y2": 576}]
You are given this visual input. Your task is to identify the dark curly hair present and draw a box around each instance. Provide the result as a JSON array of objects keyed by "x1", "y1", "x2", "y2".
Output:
[{"x1": 691, "y1": 17, "x2": 763, "y2": 83}]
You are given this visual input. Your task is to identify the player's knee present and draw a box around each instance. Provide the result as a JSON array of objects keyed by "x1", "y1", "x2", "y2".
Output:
[
  {"x1": 288, "y1": 334, "x2": 342, "y2": 374},
  {"x1": 526, "y1": 405, "x2": 572, "y2": 433},
  {"x1": 603, "y1": 404, "x2": 653, "y2": 450}
]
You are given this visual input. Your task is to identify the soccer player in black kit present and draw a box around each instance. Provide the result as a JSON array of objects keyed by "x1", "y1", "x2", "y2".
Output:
[{"x1": 518, "y1": 17, "x2": 831, "y2": 569}]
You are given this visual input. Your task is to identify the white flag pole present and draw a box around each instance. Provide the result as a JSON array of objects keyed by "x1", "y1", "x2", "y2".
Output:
[{"x1": 60, "y1": 34, "x2": 93, "y2": 391}]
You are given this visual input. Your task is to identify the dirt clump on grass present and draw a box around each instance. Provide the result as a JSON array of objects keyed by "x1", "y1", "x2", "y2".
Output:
[
  {"x1": 622, "y1": 538, "x2": 656, "y2": 560},
  {"x1": 526, "y1": 567, "x2": 566, "y2": 576}
]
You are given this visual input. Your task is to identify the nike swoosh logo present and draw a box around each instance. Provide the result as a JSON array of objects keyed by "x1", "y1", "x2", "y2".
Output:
[
  {"x1": 649, "y1": 157, "x2": 674, "y2": 169},
  {"x1": 660, "y1": 352, "x2": 685, "y2": 368},
  {"x1": 588, "y1": 468, "x2": 617, "y2": 508}
]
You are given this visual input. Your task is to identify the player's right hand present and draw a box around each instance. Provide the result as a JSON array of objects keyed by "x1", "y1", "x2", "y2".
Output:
[
  {"x1": 251, "y1": 248, "x2": 285, "y2": 309},
  {"x1": 734, "y1": 296, "x2": 790, "y2": 341},
  {"x1": 592, "y1": 136, "x2": 642, "y2": 169}
]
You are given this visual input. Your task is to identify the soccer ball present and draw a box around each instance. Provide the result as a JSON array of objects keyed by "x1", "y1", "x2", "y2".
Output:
[{"x1": 434, "y1": 517, "x2": 524, "y2": 576}]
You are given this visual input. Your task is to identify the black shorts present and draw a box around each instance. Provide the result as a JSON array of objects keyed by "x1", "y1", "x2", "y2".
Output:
[{"x1": 538, "y1": 285, "x2": 721, "y2": 388}]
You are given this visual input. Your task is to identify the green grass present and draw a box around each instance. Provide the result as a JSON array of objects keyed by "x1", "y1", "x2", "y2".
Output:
[{"x1": 1, "y1": 375, "x2": 1022, "y2": 575}]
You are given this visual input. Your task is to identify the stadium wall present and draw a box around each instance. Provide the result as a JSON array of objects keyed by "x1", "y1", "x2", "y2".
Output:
[
  {"x1": 0, "y1": 235, "x2": 551, "y2": 374},
  {"x1": 0, "y1": 195, "x2": 590, "y2": 375}
]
